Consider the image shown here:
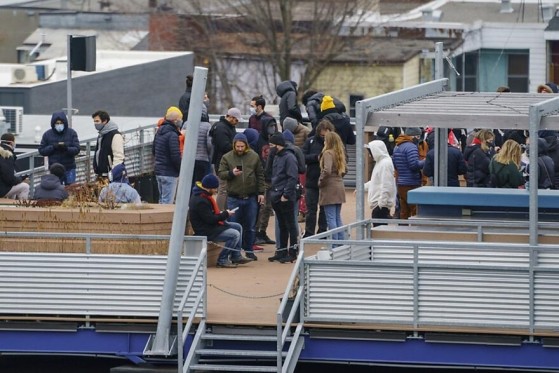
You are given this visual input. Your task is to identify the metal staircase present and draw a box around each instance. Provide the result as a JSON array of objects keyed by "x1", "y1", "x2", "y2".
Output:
[{"x1": 185, "y1": 324, "x2": 304, "y2": 372}]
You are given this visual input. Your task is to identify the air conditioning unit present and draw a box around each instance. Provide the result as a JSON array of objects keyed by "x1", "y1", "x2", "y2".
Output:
[
  {"x1": 11, "y1": 66, "x2": 38, "y2": 84},
  {"x1": 0, "y1": 107, "x2": 24, "y2": 135}
]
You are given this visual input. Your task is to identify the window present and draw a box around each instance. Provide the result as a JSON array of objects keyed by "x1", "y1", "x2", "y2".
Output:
[
  {"x1": 508, "y1": 53, "x2": 529, "y2": 92},
  {"x1": 349, "y1": 94, "x2": 364, "y2": 118}
]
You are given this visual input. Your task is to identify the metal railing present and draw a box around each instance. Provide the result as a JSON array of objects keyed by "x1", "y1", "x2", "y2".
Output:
[
  {"x1": 16, "y1": 123, "x2": 157, "y2": 195},
  {"x1": 178, "y1": 248, "x2": 207, "y2": 373},
  {"x1": 276, "y1": 248, "x2": 305, "y2": 372},
  {"x1": 299, "y1": 219, "x2": 559, "y2": 335}
]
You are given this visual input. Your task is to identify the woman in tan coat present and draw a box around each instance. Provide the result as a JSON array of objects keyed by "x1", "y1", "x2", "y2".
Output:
[{"x1": 318, "y1": 131, "x2": 347, "y2": 240}]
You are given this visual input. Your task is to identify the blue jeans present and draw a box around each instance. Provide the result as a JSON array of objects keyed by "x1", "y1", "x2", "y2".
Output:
[
  {"x1": 323, "y1": 204, "x2": 345, "y2": 240},
  {"x1": 213, "y1": 221, "x2": 243, "y2": 264},
  {"x1": 227, "y1": 195, "x2": 258, "y2": 253},
  {"x1": 64, "y1": 168, "x2": 76, "y2": 185},
  {"x1": 156, "y1": 175, "x2": 178, "y2": 204}
]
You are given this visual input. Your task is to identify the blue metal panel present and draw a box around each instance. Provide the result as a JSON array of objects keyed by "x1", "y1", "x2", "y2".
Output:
[
  {"x1": 0, "y1": 329, "x2": 149, "y2": 358},
  {"x1": 300, "y1": 337, "x2": 559, "y2": 370}
]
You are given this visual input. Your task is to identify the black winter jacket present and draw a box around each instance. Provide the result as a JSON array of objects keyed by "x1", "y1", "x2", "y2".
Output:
[
  {"x1": 154, "y1": 120, "x2": 182, "y2": 177},
  {"x1": 270, "y1": 148, "x2": 298, "y2": 203},
  {"x1": 276, "y1": 81, "x2": 302, "y2": 124},
  {"x1": 38, "y1": 111, "x2": 80, "y2": 171},
  {"x1": 0, "y1": 145, "x2": 22, "y2": 197},
  {"x1": 423, "y1": 145, "x2": 467, "y2": 187},
  {"x1": 464, "y1": 143, "x2": 493, "y2": 187},
  {"x1": 321, "y1": 109, "x2": 355, "y2": 146},
  {"x1": 211, "y1": 116, "x2": 237, "y2": 168},
  {"x1": 33, "y1": 174, "x2": 68, "y2": 201},
  {"x1": 189, "y1": 185, "x2": 231, "y2": 240},
  {"x1": 302, "y1": 135, "x2": 325, "y2": 189}
]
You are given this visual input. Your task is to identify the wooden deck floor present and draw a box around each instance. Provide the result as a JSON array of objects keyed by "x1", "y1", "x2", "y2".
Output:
[{"x1": 206, "y1": 190, "x2": 363, "y2": 326}]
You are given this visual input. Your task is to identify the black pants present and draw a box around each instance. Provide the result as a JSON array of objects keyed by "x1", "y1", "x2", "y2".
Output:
[
  {"x1": 371, "y1": 206, "x2": 390, "y2": 227},
  {"x1": 272, "y1": 200, "x2": 298, "y2": 250},
  {"x1": 304, "y1": 187, "x2": 327, "y2": 236}
]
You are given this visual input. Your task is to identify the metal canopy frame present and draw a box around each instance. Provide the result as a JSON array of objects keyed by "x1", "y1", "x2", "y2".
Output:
[{"x1": 355, "y1": 79, "x2": 559, "y2": 245}]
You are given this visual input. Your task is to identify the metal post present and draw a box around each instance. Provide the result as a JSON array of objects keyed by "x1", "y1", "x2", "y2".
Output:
[
  {"x1": 433, "y1": 42, "x2": 448, "y2": 186},
  {"x1": 148, "y1": 67, "x2": 208, "y2": 355},
  {"x1": 528, "y1": 105, "x2": 539, "y2": 247},
  {"x1": 355, "y1": 100, "x2": 365, "y2": 223},
  {"x1": 66, "y1": 35, "x2": 73, "y2": 128}
]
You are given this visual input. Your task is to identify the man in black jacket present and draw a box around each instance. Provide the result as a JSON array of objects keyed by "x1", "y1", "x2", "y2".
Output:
[
  {"x1": 189, "y1": 174, "x2": 253, "y2": 268},
  {"x1": 92, "y1": 110, "x2": 124, "y2": 179},
  {"x1": 211, "y1": 107, "x2": 242, "y2": 209},
  {"x1": 0, "y1": 133, "x2": 29, "y2": 200}
]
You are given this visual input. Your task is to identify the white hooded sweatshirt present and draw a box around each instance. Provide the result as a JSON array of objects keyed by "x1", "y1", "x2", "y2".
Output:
[{"x1": 364, "y1": 140, "x2": 396, "y2": 210}]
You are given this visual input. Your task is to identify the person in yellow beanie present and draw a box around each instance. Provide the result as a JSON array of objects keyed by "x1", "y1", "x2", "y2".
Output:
[
  {"x1": 320, "y1": 95, "x2": 356, "y2": 148},
  {"x1": 320, "y1": 95, "x2": 336, "y2": 112},
  {"x1": 153, "y1": 106, "x2": 184, "y2": 203}
]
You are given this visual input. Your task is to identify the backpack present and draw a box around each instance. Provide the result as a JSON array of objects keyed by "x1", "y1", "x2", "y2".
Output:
[{"x1": 208, "y1": 121, "x2": 219, "y2": 146}]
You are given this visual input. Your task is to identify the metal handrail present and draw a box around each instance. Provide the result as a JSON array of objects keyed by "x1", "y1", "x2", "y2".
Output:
[
  {"x1": 177, "y1": 248, "x2": 207, "y2": 373},
  {"x1": 276, "y1": 247, "x2": 305, "y2": 371}
]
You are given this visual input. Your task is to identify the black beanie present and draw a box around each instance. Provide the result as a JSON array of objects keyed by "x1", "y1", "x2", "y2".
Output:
[{"x1": 269, "y1": 133, "x2": 286, "y2": 147}]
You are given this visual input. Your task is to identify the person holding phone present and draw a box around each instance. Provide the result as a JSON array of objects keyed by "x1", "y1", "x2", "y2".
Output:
[{"x1": 218, "y1": 133, "x2": 266, "y2": 261}]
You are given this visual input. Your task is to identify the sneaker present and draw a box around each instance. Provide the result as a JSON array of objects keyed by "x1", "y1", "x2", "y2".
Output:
[
  {"x1": 252, "y1": 245, "x2": 264, "y2": 252},
  {"x1": 231, "y1": 256, "x2": 254, "y2": 265},
  {"x1": 216, "y1": 262, "x2": 237, "y2": 268},
  {"x1": 246, "y1": 252, "x2": 258, "y2": 261}
]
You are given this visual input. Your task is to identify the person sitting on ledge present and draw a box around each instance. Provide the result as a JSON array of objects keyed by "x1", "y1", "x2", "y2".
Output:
[
  {"x1": 98, "y1": 163, "x2": 141, "y2": 205},
  {"x1": 189, "y1": 174, "x2": 254, "y2": 268},
  {"x1": 33, "y1": 163, "x2": 69, "y2": 201}
]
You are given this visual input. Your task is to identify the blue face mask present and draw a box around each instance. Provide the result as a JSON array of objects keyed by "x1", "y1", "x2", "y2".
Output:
[{"x1": 55, "y1": 124, "x2": 64, "y2": 133}]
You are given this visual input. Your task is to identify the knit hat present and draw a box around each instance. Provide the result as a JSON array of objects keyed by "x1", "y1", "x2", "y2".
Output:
[
  {"x1": 282, "y1": 117, "x2": 298, "y2": 132},
  {"x1": 110, "y1": 163, "x2": 127, "y2": 183},
  {"x1": 320, "y1": 95, "x2": 336, "y2": 112},
  {"x1": 233, "y1": 133, "x2": 248, "y2": 146},
  {"x1": 227, "y1": 107, "x2": 242, "y2": 121},
  {"x1": 243, "y1": 128, "x2": 259, "y2": 149},
  {"x1": 201, "y1": 174, "x2": 219, "y2": 189},
  {"x1": 282, "y1": 129, "x2": 295, "y2": 144},
  {"x1": 269, "y1": 132, "x2": 286, "y2": 147},
  {"x1": 405, "y1": 127, "x2": 422, "y2": 136},
  {"x1": 165, "y1": 106, "x2": 183, "y2": 120},
  {"x1": 49, "y1": 163, "x2": 66, "y2": 179}
]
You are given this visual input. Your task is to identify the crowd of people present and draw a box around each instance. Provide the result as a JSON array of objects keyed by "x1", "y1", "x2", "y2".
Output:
[
  {"x1": 369, "y1": 123, "x2": 558, "y2": 225},
  {"x1": 2, "y1": 76, "x2": 556, "y2": 269},
  {"x1": 176, "y1": 77, "x2": 355, "y2": 268}
]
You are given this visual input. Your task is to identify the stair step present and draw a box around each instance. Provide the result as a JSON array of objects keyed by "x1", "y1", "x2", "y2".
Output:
[
  {"x1": 202, "y1": 334, "x2": 290, "y2": 342},
  {"x1": 189, "y1": 364, "x2": 278, "y2": 372},
  {"x1": 196, "y1": 349, "x2": 285, "y2": 358}
]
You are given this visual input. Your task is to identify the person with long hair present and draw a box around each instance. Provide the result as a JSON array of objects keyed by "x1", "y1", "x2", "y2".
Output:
[
  {"x1": 464, "y1": 129, "x2": 495, "y2": 187},
  {"x1": 318, "y1": 131, "x2": 347, "y2": 240},
  {"x1": 489, "y1": 139, "x2": 524, "y2": 188}
]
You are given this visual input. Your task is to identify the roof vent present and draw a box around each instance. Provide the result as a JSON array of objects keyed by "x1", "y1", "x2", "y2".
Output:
[{"x1": 500, "y1": 0, "x2": 514, "y2": 13}]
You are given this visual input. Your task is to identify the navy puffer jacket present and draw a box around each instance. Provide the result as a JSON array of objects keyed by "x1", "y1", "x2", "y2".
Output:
[
  {"x1": 154, "y1": 120, "x2": 182, "y2": 177},
  {"x1": 38, "y1": 111, "x2": 81, "y2": 171}
]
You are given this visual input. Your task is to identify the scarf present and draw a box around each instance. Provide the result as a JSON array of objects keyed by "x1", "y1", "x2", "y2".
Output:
[
  {"x1": 199, "y1": 188, "x2": 223, "y2": 225},
  {"x1": 99, "y1": 120, "x2": 119, "y2": 136}
]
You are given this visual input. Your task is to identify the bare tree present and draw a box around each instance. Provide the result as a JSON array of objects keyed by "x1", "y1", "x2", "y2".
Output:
[{"x1": 150, "y1": 0, "x2": 379, "y2": 110}]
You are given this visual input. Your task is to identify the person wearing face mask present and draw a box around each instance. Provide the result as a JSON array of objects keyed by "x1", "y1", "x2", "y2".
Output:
[
  {"x1": 248, "y1": 95, "x2": 274, "y2": 134},
  {"x1": 92, "y1": 110, "x2": 124, "y2": 179},
  {"x1": 153, "y1": 106, "x2": 183, "y2": 204},
  {"x1": 38, "y1": 111, "x2": 80, "y2": 185},
  {"x1": 392, "y1": 127, "x2": 425, "y2": 219}
]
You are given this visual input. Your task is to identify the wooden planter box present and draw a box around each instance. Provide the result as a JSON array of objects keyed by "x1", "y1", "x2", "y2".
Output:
[{"x1": 0, "y1": 200, "x2": 220, "y2": 265}]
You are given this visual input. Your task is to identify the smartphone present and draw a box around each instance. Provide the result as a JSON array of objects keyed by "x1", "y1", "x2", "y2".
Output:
[
  {"x1": 237, "y1": 165, "x2": 243, "y2": 171},
  {"x1": 231, "y1": 207, "x2": 239, "y2": 212}
]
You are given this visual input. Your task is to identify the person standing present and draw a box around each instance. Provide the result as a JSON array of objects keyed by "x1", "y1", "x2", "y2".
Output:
[
  {"x1": 218, "y1": 133, "x2": 266, "y2": 261},
  {"x1": 423, "y1": 131, "x2": 467, "y2": 187},
  {"x1": 178, "y1": 74, "x2": 193, "y2": 122},
  {"x1": 464, "y1": 129, "x2": 495, "y2": 187},
  {"x1": 183, "y1": 103, "x2": 213, "y2": 188},
  {"x1": 364, "y1": 140, "x2": 396, "y2": 226},
  {"x1": 189, "y1": 174, "x2": 253, "y2": 268},
  {"x1": 318, "y1": 131, "x2": 347, "y2": 240},
  {"x1": 92, "y1": 110, "x2": 124, "y2": 179},
  {"x1": 489, "y1": 139, "x2": 524, "y2": 188},
  {"x1": 248, "y1": 95, "x2": 275, "y2": 134},
  {"x1": 267, "y1": 133, "x2": 299, "y2": 263},
  {"x1": 302, "y1": 120, "x2": 334, "y2": 237},
  {"x1": 211, "y1": 107, "x2": 243, "y2": 209},
  {"x1": 153, "y1": 107, "x2": 183, "y2": 204},
  {"x1": 0, "y1": 133, "x2": 29, "y2": 200},
  {"x1": 276, "y1": 80, "x2": 302, "y2": 126},
  {"x1": 38, "y1": 111, "x2": 80, "y2": 185},
  {"x1": 392, "y1": 127, "x2": 424, "y2": 219}
]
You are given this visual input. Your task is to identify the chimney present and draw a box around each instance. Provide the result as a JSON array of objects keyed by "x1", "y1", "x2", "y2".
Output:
[{"x1": 500, "y1": 0, "x2": 514, "y2": 14}]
